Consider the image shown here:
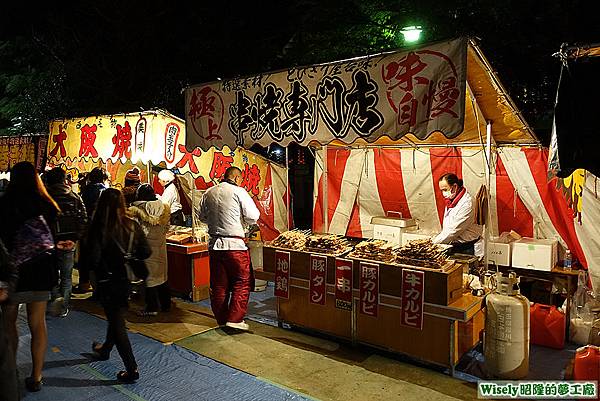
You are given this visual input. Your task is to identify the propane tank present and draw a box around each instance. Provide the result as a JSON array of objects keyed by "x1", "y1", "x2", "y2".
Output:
[{"x1": 484, "y1": 271, "x2": 530, "y2": 379}]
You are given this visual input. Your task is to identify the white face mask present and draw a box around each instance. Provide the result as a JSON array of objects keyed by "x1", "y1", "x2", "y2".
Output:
[{"x1": 442, "y1": 190, "x2": 453, "y2": 199}]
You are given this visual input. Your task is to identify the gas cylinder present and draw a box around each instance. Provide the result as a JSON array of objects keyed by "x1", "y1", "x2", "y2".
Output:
[
  {"x1": 484, "y1": 271, "x2": 530, "y2": 379},
  {"x1": 573, "y1": 345, "x2": 600, "y2": 381}
]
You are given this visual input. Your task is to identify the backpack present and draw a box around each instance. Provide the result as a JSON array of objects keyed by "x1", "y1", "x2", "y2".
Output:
[{"x1": 10, "y1": 215, "x2": 58, "y2": 292}]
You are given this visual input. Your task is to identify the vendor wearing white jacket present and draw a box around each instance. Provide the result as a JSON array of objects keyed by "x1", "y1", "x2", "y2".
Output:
[
  {"x1": 199, "y1": 166, "x2": 260, "y2": 331},
  {"x1": 432, "y1": 173, "x2": 482, "y2": 255},
  {"x1": 157, "y1": 169, "x2": 184, "y2": 226}
]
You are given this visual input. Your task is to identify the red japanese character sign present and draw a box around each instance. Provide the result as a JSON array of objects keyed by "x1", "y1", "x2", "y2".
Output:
[
  {"x1": 359, "y1": 262, "x2": 379, "y2": 317},
  {"x1": 79, "y1": 124, "x2": 99, "y2": 158},
  {"x1": 274, "y1": 251, "x2": 290, "y2": 298},
  {"x1": 112, "y1": 121, "x2": 133, "y2": 159},
  {"x1": 49, "y1": 124, "x2": 67, "y2": 158},
  {"x1": 382, "y1": 49, "x2": 462, "y2": 132},
  {"x1": 241, "y1": 163, "x2": 261, "y2": 196},
  {"x1": 209, "y1": 151, "x2": 234, "y2": 180},
  {"x1": 164, "y1": 122, "x2": 181, "y2": 164},
  {"x1": 400, "y1": 269, "x2": 425, "y2": 330},
  {"x1": 176, "y1": 144, "x2": 202, "y2": 174},
  {"x1": 335, "y1": 258, "x2": 353, "y2": 311},
  {"x1": 309, "y1": 255, "x2": 327, "y2": 306},
  {"x1": 188, "y1": 86, "x2": 224, "y2": 141}
]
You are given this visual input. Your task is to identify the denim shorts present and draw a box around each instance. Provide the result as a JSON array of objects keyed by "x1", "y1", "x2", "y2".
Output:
[{"x1": 8, "y1": 290, "x2": 51, "y2": 304}]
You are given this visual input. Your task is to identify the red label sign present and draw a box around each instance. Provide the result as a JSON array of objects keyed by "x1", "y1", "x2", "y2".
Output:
[
  {"x1": 334, "y1": 258, "x2": 353, "y2": 311},
  {"x1": 309, "y1": 255, "x2": 327, "y2": 305},
  {"x1": 359, "y1": 262, "x2": 379, "y2": 317},
  {"x1": 400, "y1": 269, "x2": 425, "y2": 329},
  {"x1": 274, "y1": 251, "x2": 290, "y2": 298}
]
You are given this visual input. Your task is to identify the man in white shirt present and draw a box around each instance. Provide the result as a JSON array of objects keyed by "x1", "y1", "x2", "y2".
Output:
[
  {"x1": 432, "y1": 173, "x2": 482, "y2": 255},
  {"x1": 157, "y1": 169, "x2": 184, "y2": 225},
  {"x1": 199, "y1": 167, "x2": 260, "y2": 330}
]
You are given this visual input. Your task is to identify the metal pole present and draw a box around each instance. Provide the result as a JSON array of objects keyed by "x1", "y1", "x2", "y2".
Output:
[
  {"x1": 484, "y1": 122, "x2": 493, "y2": 271},
  {"x1": 322, "y1": 145, "x2": 328, "y2": 234},
  {"x1": 285, "y1": 147, "x2": 291, "y2": 230}
]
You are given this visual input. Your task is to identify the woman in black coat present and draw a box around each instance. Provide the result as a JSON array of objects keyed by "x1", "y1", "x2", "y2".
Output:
[{"x1": 87, "y1": 188, "x2": 151, "y2": 383}]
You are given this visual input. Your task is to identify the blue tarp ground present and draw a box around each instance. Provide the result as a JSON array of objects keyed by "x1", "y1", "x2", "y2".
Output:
[{"x1": 15, "y1": 309, "x2": 311, "y2": 401}]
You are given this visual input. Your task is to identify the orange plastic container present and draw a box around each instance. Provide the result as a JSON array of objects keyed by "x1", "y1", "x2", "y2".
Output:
[
  {"x1": 530, "y1": 303, "x2": 566, "y2": 349},
  {"x1": 574, "y1": 345, "x2": 600, "y2": 381}
]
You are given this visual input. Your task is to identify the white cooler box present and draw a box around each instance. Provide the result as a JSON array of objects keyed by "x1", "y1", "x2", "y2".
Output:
[
  {"x1": 371, "y1": 216, "x2": 416, "y2": 246},
  {"x1": 488, "y1": 241, "x2": 512, "y2": 266},
  {"x1": 511, "y1": 238, "x2": 558, "y2": 271}
]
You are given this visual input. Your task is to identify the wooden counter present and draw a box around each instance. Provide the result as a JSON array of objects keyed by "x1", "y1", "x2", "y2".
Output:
[
  {"x1": 261, "y1": 245, "x2": 485, "y2": 374},
  {"x1": 167, "y1": 242, "x2": 210, "y2": 302}
]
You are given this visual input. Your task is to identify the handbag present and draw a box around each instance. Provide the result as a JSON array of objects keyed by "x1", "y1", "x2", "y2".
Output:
[{"x1": 114, "y1": 229, "x2": 149, "y2": 282}]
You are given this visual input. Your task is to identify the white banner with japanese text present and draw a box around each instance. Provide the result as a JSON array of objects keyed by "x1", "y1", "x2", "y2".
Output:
[{"x1": 185, "y1": 38, "x2": 467, "y2": 150}]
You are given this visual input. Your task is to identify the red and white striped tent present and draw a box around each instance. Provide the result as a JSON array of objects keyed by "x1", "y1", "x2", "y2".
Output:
[{"x1": 311, "y1": 43, "x2": 600, "y2": 290}]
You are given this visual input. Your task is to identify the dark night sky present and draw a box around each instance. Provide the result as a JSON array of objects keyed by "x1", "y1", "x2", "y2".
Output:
[{"x1": 1, "y1": 0, "x2": 600, "y2": 144}]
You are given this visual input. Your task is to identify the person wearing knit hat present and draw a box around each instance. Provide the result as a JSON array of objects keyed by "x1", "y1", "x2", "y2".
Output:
[
  {"x1": 157, "y1": 169, "x2": 184, "y2": 225},
  {"x1": 122, "y1": 167, "x2": 141, "y2": 206}
]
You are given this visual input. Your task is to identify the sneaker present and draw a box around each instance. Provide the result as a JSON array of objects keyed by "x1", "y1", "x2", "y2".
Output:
[
  {"x1": 48, "y1": 297, "x2": 65, "y2": 317},
  {"x1": 253, "y1": 279, "x2": 268, "y2": 292},
  {"x1": 117, "y1": 370, "x2": 139, "y2": 383},
  {"x1": 72, "y1": 284, "x2": 92, "y2": 294},
  {"x1": 136, "y1": 310, "x2": 158, "y2": 317},
  {"x1": 25, "y1": 376, "x2": 43, "y2": 392},
  {"x1": 91, "y1": 341, "x2": 110, "y2": 361},
  {"x1": 225, "y1": 320, "x2": 250, "y2": 331},
  {"x1": 59, "y1": 307, "x2": 70, "y2": 318}
]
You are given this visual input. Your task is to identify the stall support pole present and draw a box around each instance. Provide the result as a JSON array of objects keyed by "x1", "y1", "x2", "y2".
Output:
[
  {"x1": 484, "y1": 121, "x2": 493, "y2": 271},
  {"x1": 285, "y1": 147, "x2": 291, "y2": 230},
  {"x1": 146, "y1": 162, "x2": 152, "y2": 184},
  {"x1": 449, "y1": 321, "x2": 457, "y2": 377},
  {"x1": 322, "y1": 145, "x2": 329, "y2": 234}
]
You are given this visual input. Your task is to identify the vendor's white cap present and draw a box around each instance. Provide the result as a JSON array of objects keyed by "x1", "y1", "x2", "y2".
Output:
[{"x1": 158, "y1": 169, "x2": 175, "y2": 183}]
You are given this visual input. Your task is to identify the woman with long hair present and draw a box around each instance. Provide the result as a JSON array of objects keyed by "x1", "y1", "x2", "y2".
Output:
[
  {"x1": 128, "y1": 184, "x2": 171, "y2": 316},
  {"x1": 87, "y1": 188, "x2": 151, "y2": 382},
  {"x1": 0, "y1": 161, "x2": 60, "y2": 392}
]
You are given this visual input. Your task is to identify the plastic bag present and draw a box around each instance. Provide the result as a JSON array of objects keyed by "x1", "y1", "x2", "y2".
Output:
[{"x1": 570, "y1": 270, "x2": 597, "y2": 345}]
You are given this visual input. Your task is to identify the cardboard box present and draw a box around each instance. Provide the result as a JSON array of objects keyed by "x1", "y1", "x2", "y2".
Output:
[{"x1": 511, "y1": 238, "x2": 558, "y2": 271}]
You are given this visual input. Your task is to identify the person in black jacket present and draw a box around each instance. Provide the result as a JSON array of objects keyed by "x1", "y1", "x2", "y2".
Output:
[
  {"x1": 44, "y1": 167, "x2": 88, "y2": 317},
  {"x1": 75, "y1": 166, "x2": 108, "y2": 294},
  {"x1": 0, "y1": 161, "x2": 60, "y2": 393},
  {"x1": 87, "y1": 188, "x2": 151, "y2": 383},
  {"x1": 0, "y1": 238, "x2": 19, "y2": 401}
]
